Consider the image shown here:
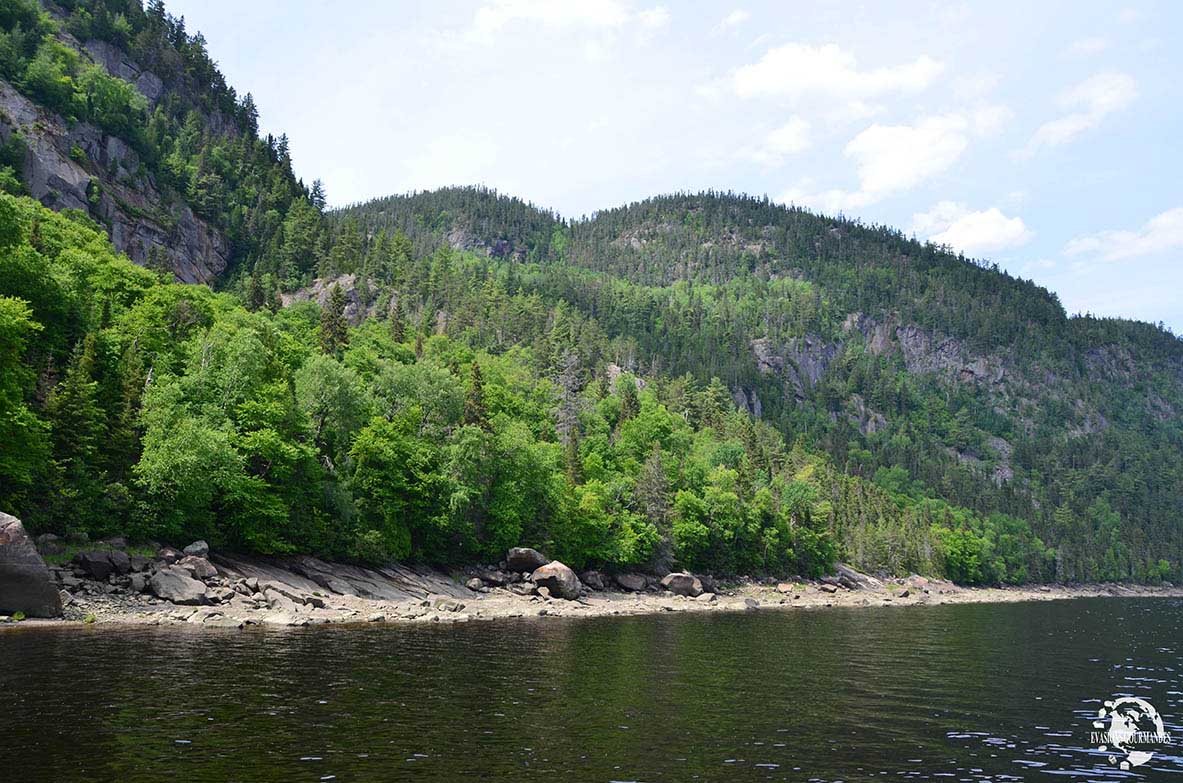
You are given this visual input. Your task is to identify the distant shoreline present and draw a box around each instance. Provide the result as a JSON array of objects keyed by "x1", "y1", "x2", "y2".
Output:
[{"x1": 6, "y1": 576, "x2": 1182, "y2": 632}]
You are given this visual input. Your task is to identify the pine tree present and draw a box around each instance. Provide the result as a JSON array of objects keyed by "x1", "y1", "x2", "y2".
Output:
[
  {"x1": 319, "y1": 283, "x2": 349, "y2": 356},
  {"x1": 464, "y1": 362, "x2": 490, "y2": 430},
  {"x1": 388, "y1": 295, "x2": 405, "y2": 344},
  {"x1": 620, "y1": 377, "x2": 640, "y2": 422},
  {"x1": 45, "y1": 334, "x2": 105, "y2": 532}
]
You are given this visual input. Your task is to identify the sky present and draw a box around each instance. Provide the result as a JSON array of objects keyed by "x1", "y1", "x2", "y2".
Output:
[{"x1": 165, "y1": 0, "x2": 1183, "y2": 331}]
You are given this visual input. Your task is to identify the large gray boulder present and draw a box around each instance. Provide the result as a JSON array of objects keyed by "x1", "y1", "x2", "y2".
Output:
[
  {"x1": 73, "y1": 550, "x2": 130, "y2": 580},
  {"x1": 178, "y1": 555, "x2": 217, "y2": 581},
  {"x1": 614, "y1": 573, "x2": 648, "y2": 592},
  {"x1": 660, "y1": 572, "x2": 704, "y2": 597},
  {"x1": 148, "y1": 566, "x2": 209, "y2": 605},
  {"x1": 0, "y1": 513, "x2": 63, "y2": 617},
  {"x1": 530, "y1": 561, "x2": 581, "y2": 600},
  {"x1": 182, "y1": 540, "x2": 210, "y2": 558},
  {"x1": 506, "y1": 547, "x2": 549, "y2": 573}
]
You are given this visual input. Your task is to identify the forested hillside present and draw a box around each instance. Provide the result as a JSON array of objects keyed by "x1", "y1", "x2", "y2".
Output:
[
  {"x1": 326, "y1": 187, "x2": 1183, "y2": 583},
  {"x1": 0, "y1": 0, "x2": 313, "y2": 281},
  {"x1": 0, "y1": 3, "x2": 1179, "y2": 586}
]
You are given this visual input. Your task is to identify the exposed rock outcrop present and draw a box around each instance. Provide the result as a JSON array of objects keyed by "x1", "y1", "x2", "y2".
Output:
[
  {"x1": 280, "y1": 274, "x2": 392, "y2": 326},
  {"x1": 0, "y1": 513, "x2": 63, "y2": 617},
  {"x1": 0, "y1": 80, "x2": 229, "y2": 283}
]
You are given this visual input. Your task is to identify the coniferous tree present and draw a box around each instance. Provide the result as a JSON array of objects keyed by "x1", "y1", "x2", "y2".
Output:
[
  {"x1": 389, "y1": 295, "x2": 405, "y2": 343},
  {"x1": 464, "y1": 362, "x2": 490, "y2": 430},
  {"x1": 319, "y1": 283, "x2": 348, "y2": 356}
]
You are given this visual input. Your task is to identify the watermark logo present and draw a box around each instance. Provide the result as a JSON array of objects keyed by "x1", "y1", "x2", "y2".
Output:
[{"x1": 1091, "y1": 696, "x2": 1172, "y2": 770}]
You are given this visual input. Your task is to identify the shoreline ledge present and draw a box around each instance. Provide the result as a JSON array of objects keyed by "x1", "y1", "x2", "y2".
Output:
[{"x1": 4, "y1": 544, "x2": 1181, "y2": 631}]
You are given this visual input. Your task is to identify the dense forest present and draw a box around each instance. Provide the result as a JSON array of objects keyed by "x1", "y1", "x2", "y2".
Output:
[{"x1": 0, "y1": 0, "x2": 1180, "y2": 586}]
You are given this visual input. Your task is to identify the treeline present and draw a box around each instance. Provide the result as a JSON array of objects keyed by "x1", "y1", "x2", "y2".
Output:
[
  {"x1": 0, "y1": 192, "x2": 1105, "y2": 584},
  {"x1": 0, "y1": 0, "x2": 312, "y2": 276},
  {"x1": 326, "y1": 187, "x2": 1183, "y2": 584}
]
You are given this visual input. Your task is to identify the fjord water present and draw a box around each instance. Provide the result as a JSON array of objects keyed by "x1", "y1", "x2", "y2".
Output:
[{"x1": 3, "y1": 599, "x2": 1181, "y2": 782}]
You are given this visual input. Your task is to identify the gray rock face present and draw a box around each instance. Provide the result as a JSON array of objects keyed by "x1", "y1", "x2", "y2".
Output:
[
  {"x1": 506, "y1": 547, "x2": 549, "y2": 573},
  {"x1": 530, "y1": 561, "x2": 581, "y2": 600},
  {"x1": 0, "y1": 80, "x2": 229, "y2": 283},
  {"x1": 660, "y1": 572, "x2": 704, "y2": 597},
  {"x1": 280, "y1": 274, "x2": 385, "y2": 327},
  {"x1": 148, "y1": 567, "x2": 209, "y2": 605},
  {"x1": 0, "y1": 513, "x2": 63, "y2": 617}
]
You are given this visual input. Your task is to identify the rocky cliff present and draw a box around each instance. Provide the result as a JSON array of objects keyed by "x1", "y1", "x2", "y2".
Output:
[{"x1": 0, "y1": 67, "x2": 228, "y2": 283}]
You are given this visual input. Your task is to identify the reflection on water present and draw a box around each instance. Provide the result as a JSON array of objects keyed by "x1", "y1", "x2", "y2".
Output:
[{"x1": 2, "y1": 598, "x2": 1181, "y2": 781}]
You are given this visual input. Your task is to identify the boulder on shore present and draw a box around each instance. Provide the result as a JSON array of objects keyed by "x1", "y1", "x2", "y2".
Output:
[
  {"x1": 615, "y1": 573, "x2": 647, "y2": 592},
  {"x1": 530, "y1": 561, "x2": 581, "y2": 600},
  {"x1": 178, "y1": 555, "x2": 217, "y2": 581},
  {"x1": 660, "y1": 572, "x2": 704, "y2": 597},
  {"x1": 0, "y1": 512, "x2": 63, "y2": 617},
  {"x1": 182, "y1": 540, "x2": 210, "y2": 558},
  {"x1": 156, "y1": 546, "x2": 182, "y2": 564},
  {"x1": 579, "y1": 570, "x2": 606, "y2": 591},
  {"x1": 148, "y1": 566, "x2": 209, "y2": 605},
  {"x1": 73, "y1": 550, "x2": 130, "y2": 580},
  {"x1": 506, "y1": 547, "x2": 549, "y2": 573}
]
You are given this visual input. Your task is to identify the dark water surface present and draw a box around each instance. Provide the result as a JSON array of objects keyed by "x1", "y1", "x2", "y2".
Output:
[{"x1": 3, "y1": 598, "x2": 1182, "y2": 782}]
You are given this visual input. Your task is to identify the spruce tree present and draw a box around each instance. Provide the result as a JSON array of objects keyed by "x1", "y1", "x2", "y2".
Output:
[
  {"x1": 389, "y1": 296, "x2": 405, "y2": 343},
  {"x1": 319, "y1": 283, "x2": 348, "y2": 356},
  {"x1": 464, "y1": 362, "x2": 490, "y2": 430}
]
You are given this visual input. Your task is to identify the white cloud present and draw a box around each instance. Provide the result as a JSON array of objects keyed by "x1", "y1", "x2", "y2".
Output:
[
  {"x1": 1064, "y1": 207, "x2": 1183, "y2": 261},
  {"x1": 912, "y1": 201, "x2": 1032, "y2": 255},
  {"x1": 1019, "y1": 71, "x2": 1137, "y2": 157},
  {"x1": 1067, "y1": 36, "x2": 1109, "y2": 56},
  {"x1": 730, "y1": 43, "x2": 943, "y2": 100},
  {"x1": 448, "y1": 0, "x2": 669, "y2": 46},
  {"x1": 718, "y1": 9, "x2": 750, "y2": 30},
  {"x1": 741, "y1": 116, "x2": 810, "y2": 164},
  {"x1": 637, "y1": 5, "x2": 670, "y2": 29},
  {"x1": 848, "y1": 115, "x2": 969, "y2": 196},
  {"x1": 776, "y1": 108, "x2": 1009, "y2": 213},
  {"x1": 971, "y1": 104, "x2": 1013, "y2": 135}
]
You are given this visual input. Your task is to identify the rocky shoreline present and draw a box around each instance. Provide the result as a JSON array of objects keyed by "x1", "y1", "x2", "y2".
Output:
[{"x1": 4, "y1": 534, "x2": 1181, "y2": 631}]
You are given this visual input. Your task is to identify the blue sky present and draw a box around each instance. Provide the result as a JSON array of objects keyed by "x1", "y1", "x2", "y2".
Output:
[{"x1": 166, "y1": 0, "x2": 1183, "y2": 331}]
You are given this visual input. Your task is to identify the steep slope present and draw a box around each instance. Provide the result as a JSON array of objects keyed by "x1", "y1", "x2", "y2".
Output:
[
  {"x1": 332, "y1": 187, "x2": 1183, "y2": 581},
  {"x1": 0, "y1": 0, "x2": 309, "y2": 282}
]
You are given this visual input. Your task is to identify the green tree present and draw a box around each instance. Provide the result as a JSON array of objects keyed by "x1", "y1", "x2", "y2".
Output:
[{"x1": 319, "y1": 283, "x2": 348, "y2": 356}]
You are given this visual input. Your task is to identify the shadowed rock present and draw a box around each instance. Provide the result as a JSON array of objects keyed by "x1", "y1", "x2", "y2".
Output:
[
  {"x1": 506, "y1": 547, "x2": 549, "y2": 573},
  {"x1": 0, "y1": 513, "x2": 63, "y2": 617}
]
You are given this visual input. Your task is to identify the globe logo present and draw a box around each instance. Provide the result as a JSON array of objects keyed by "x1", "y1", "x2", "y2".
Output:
[{"x1": 1091, "y1": 697, "x2": 1172, "y2": 770}]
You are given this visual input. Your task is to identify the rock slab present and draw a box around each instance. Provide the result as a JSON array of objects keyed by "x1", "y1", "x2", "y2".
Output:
[
  {"x1": 149, "y1": 567, "x2": 209, "y2": 605},
  {"x1": 0, "y1": 513, "x2": 63, "y2": 617}
]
